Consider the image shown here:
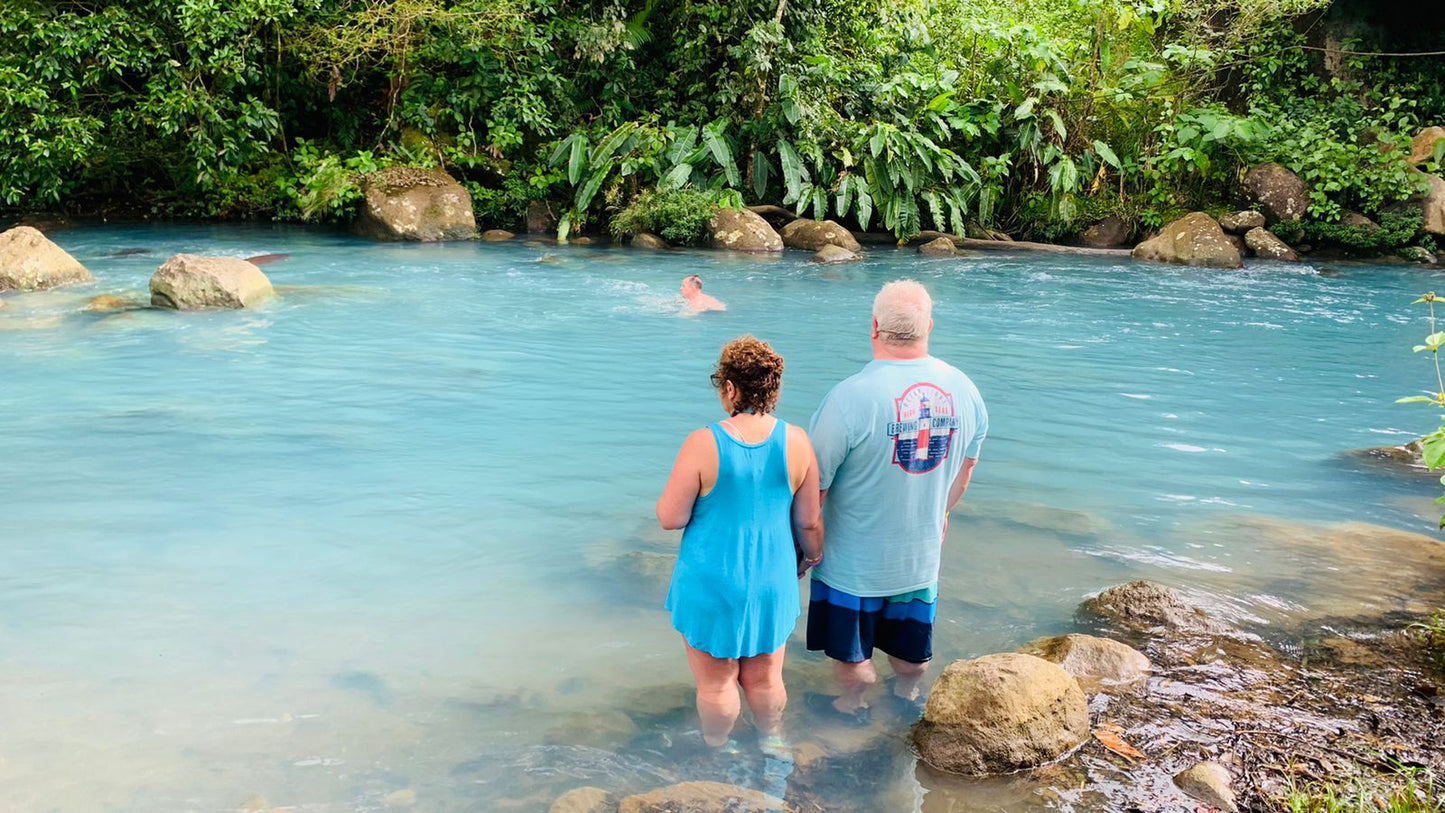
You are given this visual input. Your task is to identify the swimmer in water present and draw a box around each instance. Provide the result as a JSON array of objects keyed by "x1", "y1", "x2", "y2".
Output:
[{"x1": 681, "y1": 275, "x2": 727, "y2": 313}]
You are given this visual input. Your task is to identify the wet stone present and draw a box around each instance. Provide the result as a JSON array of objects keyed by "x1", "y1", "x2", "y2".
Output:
[
  {"x1": 1081, "y1": 580, "x2": 1233, "y2": 636},
  {"x1": 914, "y1": 653, "x2": 1089, "y2": 776},
  {"x1": 617, "y1": 780, "x2": 789, "y2": 813},
  {"x1": 549, "y1": 786, "x2": 613, "y2": 813},
  {"x1": 1019, "y1": 633, "x2": 1151, "y2": 692},
  {"x1": 1174, "y1": 761, "x2": 1238, "y2": 812}
]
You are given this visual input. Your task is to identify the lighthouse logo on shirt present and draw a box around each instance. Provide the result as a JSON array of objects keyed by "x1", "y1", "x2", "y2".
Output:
[{"x1": 887, "y1": 383, "x2": 960, "y2": 474}]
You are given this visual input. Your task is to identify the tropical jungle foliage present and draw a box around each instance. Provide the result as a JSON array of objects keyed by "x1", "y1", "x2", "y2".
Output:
[{"x1": 3, "y1": 0, "x2": 1444, "y2": 243}]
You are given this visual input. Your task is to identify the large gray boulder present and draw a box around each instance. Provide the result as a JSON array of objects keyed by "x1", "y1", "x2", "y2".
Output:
[
  {"x1": 1019, "y1": 634, "x2": 1151, "y2": 692},
  {"x1": 1244, "y1": 227, "x2": 1299, "y2": 261},
  {"x1": 709, "y1": 207, "x2": 783, "y2": 252},
  {"x1": 0, "y1": 226, "x2": 93, "y2": 291},
  {"x1": 913, "y1": 653, "x2": 1089, "y2": 775},
  {"x1": 149, "y1": 254, "x2": 274, "y2": 310},
  {"x1": 1218, "y1": 210, "x2": 1266, "y2": 234},
  {"x1": 779, "y1": 218, "x2": 861, "y2": 251},
  {"x1": 353, "y1": 167, "x2": 477, "y2": 242},
  {"x1": 1242, "y1": 163, "x2": 1308, "y2": 224},
  {"x1": 1132, "y1": 212, "x2": 1242, "y2": 269},
  {"x1": 618, "y1": 781, "x2": 789, "y2": 813}
]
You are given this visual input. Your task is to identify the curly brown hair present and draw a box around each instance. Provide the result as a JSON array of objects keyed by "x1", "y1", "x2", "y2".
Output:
[{"x1": 710, "y1": 336, "x2": 784, "y2": 415}]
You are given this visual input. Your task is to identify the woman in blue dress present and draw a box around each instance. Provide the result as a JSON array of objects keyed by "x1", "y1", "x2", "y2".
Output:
[{"x1": 656, "y1": 336, "x2": 824, "y2": 749}]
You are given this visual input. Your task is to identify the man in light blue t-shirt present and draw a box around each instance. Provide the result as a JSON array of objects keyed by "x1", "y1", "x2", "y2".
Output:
[{"x1": 805, "y1": 279, "x2": 987, "y2": 724}]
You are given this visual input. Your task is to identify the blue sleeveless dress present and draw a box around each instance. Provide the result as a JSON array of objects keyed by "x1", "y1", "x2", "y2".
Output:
[{"x1": 665, "y1": 420, "x2": 800, "y2": 659}]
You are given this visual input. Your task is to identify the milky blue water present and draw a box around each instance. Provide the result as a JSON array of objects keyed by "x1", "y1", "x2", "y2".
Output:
[{"x1": 2, "y1": 224, "x2": 1442, "y2": 811}]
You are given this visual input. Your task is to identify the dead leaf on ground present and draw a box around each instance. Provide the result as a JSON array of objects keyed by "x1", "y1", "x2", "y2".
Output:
[{"x1": 1093, "y1": 728, "x2": 1146, "y2": 760}]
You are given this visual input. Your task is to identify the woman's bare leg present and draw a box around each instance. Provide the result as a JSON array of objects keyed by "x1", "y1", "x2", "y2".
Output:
[
  {"x1": 684, "y1": 641, "x2": 741, "y2": 747},
  {"x1": 738, "y1": 646, "x2": 788, "y2": 737}
]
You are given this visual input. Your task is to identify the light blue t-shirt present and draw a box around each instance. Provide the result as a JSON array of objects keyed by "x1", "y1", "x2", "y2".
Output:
[{"x1": 808, "y1": 357, "x2": 987, "y2": 597}]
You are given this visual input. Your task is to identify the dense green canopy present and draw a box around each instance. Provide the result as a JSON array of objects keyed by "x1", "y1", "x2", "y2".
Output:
[{"x1": 3, "y1": 0, "x2": 1443, "y2": 244}]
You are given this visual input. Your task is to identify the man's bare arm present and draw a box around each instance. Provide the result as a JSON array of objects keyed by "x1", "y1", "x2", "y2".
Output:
[{"x1": 945, "y1": 458, "x2": 978, "y2": 514}]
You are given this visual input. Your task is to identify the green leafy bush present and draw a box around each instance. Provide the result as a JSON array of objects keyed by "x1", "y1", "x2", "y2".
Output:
[
  {"x1": 1303, "y1": 210, "x2": 1422, "y2": 254},
  {"x1": 288, "y1": 142, "x2": 389, "y2": 222},
  {"x1": 609, "y1": 187, "x2": 720, "y2": 246}
]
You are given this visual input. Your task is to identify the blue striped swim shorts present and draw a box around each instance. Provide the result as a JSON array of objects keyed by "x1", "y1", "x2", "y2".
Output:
[{"x1": 805, "y1": 578, "x2": 937, "y2": 665}]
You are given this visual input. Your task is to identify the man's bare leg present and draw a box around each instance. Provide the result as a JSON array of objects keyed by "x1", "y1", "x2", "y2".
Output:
[
  {"x1": 738, "y1": 646, "x2": 788, "y2": 737},
  {"x1": 684, "y1": 641, "x2": 741, "y2": 747},
  {"x1": 888, "y1": 656, "x2": 929, "y2": 701},
  {"x1": 832, "y1": 658, "x2": 876, "y2": 714}
]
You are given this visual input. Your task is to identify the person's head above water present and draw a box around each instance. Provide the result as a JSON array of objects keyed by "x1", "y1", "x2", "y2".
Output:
[
  {"x1": 680, "y1": 274, "x2": 726, "y2": 312},
  {"x1": 710, "y1": 335, "x2": 784, "y2": 415},
  {"x1": 871, "y1": 279, "x2": 933, "y2": 357}
]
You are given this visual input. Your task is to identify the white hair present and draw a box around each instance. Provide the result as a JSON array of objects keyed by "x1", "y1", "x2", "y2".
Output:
[{"x1": 873, "y1": 279, "x2": 933, "y2": 345}]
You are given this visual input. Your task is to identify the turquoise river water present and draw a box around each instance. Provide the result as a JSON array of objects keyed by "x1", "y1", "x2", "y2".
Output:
[{"x1": 1, "y1": 224, "x2": 1442, "y2": 812}]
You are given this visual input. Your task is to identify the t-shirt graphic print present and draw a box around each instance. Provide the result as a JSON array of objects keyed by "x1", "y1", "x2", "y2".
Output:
[{"x1": 887, "y1": 383, "x2": 960, "y2": 474}]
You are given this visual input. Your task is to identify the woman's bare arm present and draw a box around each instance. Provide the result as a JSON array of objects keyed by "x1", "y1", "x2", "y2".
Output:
[
  {"x1": 788, "y1": 428, "x2": 824, "y2": 560},
  {"x1": 656, "y1": 429, "x2": 710, "y2": 530}
]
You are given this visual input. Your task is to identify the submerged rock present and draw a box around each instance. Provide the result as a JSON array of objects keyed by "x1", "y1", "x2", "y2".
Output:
[
  {"x1": 0, "y1": 226, "x2": 93, "y2": 291},
  {"x1": 149, "y1": 254, "x2": 274, "y2": 310},
  {"x1": 913, "y1": 653, "x2": 1089, "y2": 775},
  {"x1": 617, "y1": 781, "x2": 789, "y2": 813},
  {"x1": 1081, "y1": 581, "x2": 1231, "y2": 635},
  {"x1": 382, "y1": 788, "x2": 416, "y2": 807},
  {"x1": 1132, "y1": 213, "x2": 1242, "y2": 269},
  {"x1": 604, "y1": 550, "x2": 675, "y2": 603},
  {"x1": 918, "y1": 237, "x2": 957, "y2": 256},
  {"x1": 811, "y1": 245, "x2": 860, "y2": 263},
  {"x1": 1242, "y1": 163, "x2": 1307, "y2": 224},
  {"x1": 353, "y1": 167, "x2": 478, "y2": 242},
  {"x1": 481, "y1": 229, "x2": 515, "y2": 241},
  {"x1": 1218, "y1": 210, "x2": 1266, "y2": 234},
  {"x1": 708, "y1": 207, "x2": 783, "y2": 252},
  {"x1": 545, "y1": 709, "x2": 639, "y2": 750},
  {"x1": 780, "y1": 218, "x2": 861, "y2": 252},
  {"x1": 1244, "y1": 227, "x2": 1299, "y2": 261},
  {"x1": 954, "y1": 499, "x2": 1112, "y2": 537},
  {"x1": 1019, "y1": 634, "x2": 1151, "y2": 692},
  {"x1": 630, "y1": 232, "x2": 669, "y2": 250},
  {"x1": 549, "y1": 786, "x2": 613, "y2": 813},
  {"x1": 84, "y1": 294, "x2": 140, "y2": 312},
  {"x1": 1197, "y1": 516, "x2": 1445, "y2": 619},
  {"x1": 1174, "y1": 761, "x2": 1238, "y2": 812}
]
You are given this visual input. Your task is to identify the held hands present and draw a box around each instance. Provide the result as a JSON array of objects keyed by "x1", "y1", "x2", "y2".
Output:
[{"x1": 796, "y1": 549, "x2": 823, "y2": 579}]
